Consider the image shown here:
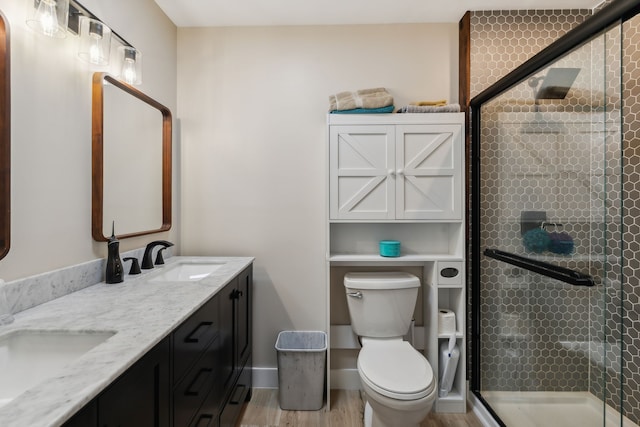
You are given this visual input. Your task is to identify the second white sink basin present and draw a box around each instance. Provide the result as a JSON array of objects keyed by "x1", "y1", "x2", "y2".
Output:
[
  {"x1": 0, "y1": 330, "x2": 115, "y2": 408},
  {"x1": 149, "y1": 262, "x2": 225, "y2": 282}
]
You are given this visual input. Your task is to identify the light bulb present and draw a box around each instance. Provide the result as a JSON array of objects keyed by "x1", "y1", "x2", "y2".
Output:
[
  {"x1": 88, "y1": 22, "x2": 104, "y2": 64},
  {"x1": 121, "y1": 48, "x2": 137, "y2": 84},
  {"x1": 36, "y1": 0, "x2": 59, "y2": 37}
]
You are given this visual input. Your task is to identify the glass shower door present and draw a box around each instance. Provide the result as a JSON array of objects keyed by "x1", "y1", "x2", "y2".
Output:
[{"x1": 473, "y1": 22, "x2": 625, "y2": 427}]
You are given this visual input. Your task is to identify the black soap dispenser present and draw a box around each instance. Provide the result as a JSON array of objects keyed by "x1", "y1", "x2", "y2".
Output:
[{"x1": 106, "y1": 222, "x2": 124, "y2": 284}]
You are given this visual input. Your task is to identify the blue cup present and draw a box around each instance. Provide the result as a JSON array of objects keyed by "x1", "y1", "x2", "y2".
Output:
[{"x1": 379, "y1": 240, "x2": 401, "y2": 257}]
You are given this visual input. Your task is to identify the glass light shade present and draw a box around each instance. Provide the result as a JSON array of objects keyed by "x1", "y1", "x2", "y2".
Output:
[
  {"x1": 26, "y1": 0, "x2": 70, "y2": 38},
  {"x1": 117, "y1": 46, "x2": 142, "y2": 85},
  {"x1": 78, "y1": 16, "x2": 111, "y2": 66}
]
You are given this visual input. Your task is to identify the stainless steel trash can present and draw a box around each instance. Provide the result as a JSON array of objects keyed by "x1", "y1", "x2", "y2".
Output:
[{"x1": 275, "y1": 330, "x2": 327, "y2": 410}]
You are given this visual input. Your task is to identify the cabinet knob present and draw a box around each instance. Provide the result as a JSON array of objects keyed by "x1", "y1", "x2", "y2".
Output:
[
  {"x1": 387, "y1": 169, "x2": 395, "y2": 176},
  {"x1": 397, "y1": 168, "x2": 404, "y2": 176}
]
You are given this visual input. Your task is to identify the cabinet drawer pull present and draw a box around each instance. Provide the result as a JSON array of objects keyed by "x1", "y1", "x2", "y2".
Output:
[
  {"x1": 185, "y1": 321, "x2": 213, "y2": 343},
  {"x1": 185, "y1": 368, "x2": 212, "y2": 396},
  {"x1": 229, "y1": 384, "x2": 246, "y2": 405}
]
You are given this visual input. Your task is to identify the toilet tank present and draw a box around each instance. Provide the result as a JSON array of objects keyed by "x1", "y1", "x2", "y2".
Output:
[{"x1": 344, "y1": 272, "x2": 420, "y2": 338}]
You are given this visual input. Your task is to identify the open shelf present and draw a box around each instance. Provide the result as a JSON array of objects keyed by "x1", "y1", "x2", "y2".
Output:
[
  {"x1": 438, "y1": 332, "x2": 464, "y2": 339},
  {"x1": 330, "y1": 223, "x2": 464, "y2": 259},
  {"x1": 329, "y1": 254, "x2": 463, "y2": 263}
]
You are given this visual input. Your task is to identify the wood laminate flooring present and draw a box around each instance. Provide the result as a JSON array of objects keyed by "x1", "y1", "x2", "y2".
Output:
[{"x1": 238, "y1": 389, "x2": 485, "y2": 427}]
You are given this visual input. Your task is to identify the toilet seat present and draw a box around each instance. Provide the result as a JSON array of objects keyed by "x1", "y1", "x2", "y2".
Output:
[{"x1": 357, "y1": 340, "x2": 435, "y2": 401}]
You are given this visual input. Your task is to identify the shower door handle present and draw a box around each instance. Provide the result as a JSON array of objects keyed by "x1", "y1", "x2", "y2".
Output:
[
  {"x1": 483, "y1": 248, "x2": 595, "y2": 287},
  {"x1": 347, "y1": 291, "x2": 363, "y2": 299}
]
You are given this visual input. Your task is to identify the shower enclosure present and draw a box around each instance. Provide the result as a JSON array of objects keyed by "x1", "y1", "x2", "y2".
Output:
[{"x1": 470, "y1": 1, "x2": 640, "y2": 426}]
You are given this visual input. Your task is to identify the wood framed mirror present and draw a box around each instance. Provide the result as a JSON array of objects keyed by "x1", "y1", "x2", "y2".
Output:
[
  {"x1": 0, "y1": 12, "x2": 9, "y2": 260},
  {"x1": 92, "y1": 73, "x2": 172, "y2": 241}
]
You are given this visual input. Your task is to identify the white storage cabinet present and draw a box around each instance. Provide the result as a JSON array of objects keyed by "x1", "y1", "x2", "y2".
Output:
[{"x1": 326, "y1": 113, "x2": 467, "y2": 414}]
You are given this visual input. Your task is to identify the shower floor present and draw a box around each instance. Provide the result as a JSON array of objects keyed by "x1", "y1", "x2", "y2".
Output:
[{"x1": 481, "y1": 391, "x2": 638, "y2": 427}]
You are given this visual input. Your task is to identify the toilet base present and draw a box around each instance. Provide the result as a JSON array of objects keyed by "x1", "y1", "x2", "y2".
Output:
[{"x1": 364, "y1": 401, "x2": 373, "y2": 427}]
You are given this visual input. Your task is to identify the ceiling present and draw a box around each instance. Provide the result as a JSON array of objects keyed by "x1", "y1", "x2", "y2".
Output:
[{"x1": 154, "y1": 0, "x2": 604, "y2": 27}]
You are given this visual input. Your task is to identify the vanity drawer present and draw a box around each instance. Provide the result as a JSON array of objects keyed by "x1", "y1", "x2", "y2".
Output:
[
  {"x1": 174, "y1": 294, "x2": 220, "y2": 383},
  {"x1": 174, "y1": 338, "x2": 222, "y2": 427}
]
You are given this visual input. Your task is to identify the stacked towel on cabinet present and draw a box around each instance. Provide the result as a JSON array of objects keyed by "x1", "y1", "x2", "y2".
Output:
[
  {"x1": 410, "y1": 99, "x2": 448, "y2": 107},
  {"x1": 398, "y1": 103, "x2": 461, "y2": 113},
  {"x1": 329, "y1": 88, "x2": 394, "y2": 113},
  {"x1": 330, "y1": 105, "x2": 395, "y2": 114}
]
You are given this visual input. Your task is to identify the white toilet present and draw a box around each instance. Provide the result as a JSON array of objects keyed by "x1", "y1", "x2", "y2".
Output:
[{"x1": 344, "y1": 272, "x2": 436, "y2": 427}]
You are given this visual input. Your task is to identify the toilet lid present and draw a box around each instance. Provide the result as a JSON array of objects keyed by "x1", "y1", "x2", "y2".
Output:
[{"x1": 358, "y1": 341, "x2": 434, "y2": 401}]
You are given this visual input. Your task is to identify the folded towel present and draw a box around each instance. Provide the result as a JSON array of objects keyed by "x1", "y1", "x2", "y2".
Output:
[
  {"x1": 410, "y1": 99, "x2": 448, "y2": 107},
  {"x1": 330, "y1": 105, "x2": 395, "y2": 114},
  {"x1": 398, "y1": 104, "x2": 461, "y2": 113},
  {"x1": 329, "y1": 88, "x2": 393, "y2": 112}
]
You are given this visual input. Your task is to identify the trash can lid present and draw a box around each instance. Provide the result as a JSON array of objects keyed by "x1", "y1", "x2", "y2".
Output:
[{"x1": 275, "y1": 331, "x2": 327, "y2": 351}]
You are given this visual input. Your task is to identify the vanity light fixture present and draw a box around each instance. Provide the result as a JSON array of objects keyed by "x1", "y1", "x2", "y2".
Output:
[
  {"x1": 26, "y1": 0, "x2": 143, "y2": 84},
  {"x1": 117, "y1": 46, "x2": 142, "y2": 85},
  {"x1": 26, "y1": 0, "x2": 70, "y2": 38},
  {"x1": 77, "y1": 16, "x2": 111, "y2": 65}
]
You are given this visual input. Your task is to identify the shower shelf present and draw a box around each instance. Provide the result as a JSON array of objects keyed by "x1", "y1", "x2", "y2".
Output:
[{"x1": 483, "y1": 249, "x2": 595, "y2": 287}]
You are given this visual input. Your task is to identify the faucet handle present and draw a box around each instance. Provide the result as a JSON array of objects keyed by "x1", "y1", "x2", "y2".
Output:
[
  {"x1": 141, "y1": 240, "x2": 174, "y2": 270},
  {"x1": 123, "y1": 257, "x2": 142, "y2": 275},
  {"x1": 155, "y1": 248, "x2": 168, "y2": 265}
]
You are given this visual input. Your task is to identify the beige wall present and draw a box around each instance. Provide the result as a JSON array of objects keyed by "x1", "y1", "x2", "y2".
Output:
[
  {"x1": 0, "y1": 0, "x2": 178, "y2": 280},
  {"x1": 177, "y1": 23, "x2": 458, "y2": 370}
]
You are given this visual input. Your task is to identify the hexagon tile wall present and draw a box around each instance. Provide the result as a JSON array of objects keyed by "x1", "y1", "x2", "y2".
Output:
[{"x1": 471, "y1": 7, "x2": 640, "y2": 426}]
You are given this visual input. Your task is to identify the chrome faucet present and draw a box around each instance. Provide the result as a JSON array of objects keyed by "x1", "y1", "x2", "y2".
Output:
[{"x1": 141, "y1": 240, "x2": 174, "y2": 270}]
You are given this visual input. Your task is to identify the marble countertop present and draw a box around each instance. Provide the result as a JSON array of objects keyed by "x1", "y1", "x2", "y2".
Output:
[{"x1": 0, "y1": 256, "x2": 254, "y2": 427}]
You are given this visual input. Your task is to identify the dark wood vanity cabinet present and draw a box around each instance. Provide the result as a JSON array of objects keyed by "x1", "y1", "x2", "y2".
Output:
[
  {"x1": 61, "y1": 401, "x2": 97, "y2": 427},
  {"x1": 99, "y1": 337, "x2": 171, "y2": 427},
  {"x1": 63, "y1": 264, "x2": 253, "y2": 427},
  {"x1": 219, "y1": 266, "x2": 253, "y2": 427},
  {"x1": 63, "y1": 337, "x2": 171, "y2": 427}
]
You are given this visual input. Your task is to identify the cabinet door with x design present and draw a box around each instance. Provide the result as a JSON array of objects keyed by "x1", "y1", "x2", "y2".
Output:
[{"x1": 329, "y1": 123, "x2": 462, "y2": 221}]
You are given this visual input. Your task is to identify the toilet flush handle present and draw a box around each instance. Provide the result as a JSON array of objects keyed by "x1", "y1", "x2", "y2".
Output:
[{"x1": 347, "y1": 291, "x2": 363, "y2": 299}]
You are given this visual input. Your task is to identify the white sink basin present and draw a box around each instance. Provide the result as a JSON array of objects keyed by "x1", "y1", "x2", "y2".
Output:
[
  {"x1": 0, "y1": 330, "x2": 114, "y2": 408},
  {"x1": 149, "y1": 262, "x2": 225, "y2": 282}
]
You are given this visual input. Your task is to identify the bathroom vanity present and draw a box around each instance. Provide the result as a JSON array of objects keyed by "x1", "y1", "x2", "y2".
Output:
[
  {"x1": 0, "y1": 256, "x2": 253, "y2": 427},
  {"x1": 326, "y1": 113, "x2": 467, "y2": 413}
]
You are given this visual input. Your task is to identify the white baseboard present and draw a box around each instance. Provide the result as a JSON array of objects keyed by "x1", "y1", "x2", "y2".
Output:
[
  {"x1": 252, "y1": 367, "x2": 362, "y2": 393},
  {"x1": 251, "y1": 367, "x2": 278, "y2": 389},
  {"x1": 330, "y1": 368, "x2": 362, "y2": 390}
]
